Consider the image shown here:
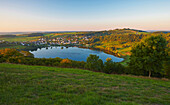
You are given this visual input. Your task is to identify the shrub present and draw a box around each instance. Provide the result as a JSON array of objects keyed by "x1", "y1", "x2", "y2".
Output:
[
  {"x1": 60, "y1": 59, "x2": 71, "y2": 64},
  {"x1": 103, "y1": 58, "x2": 125, "y2": 74},
  {"x1": 71, "y1": 61, "x2": 86, "y2": 68},
  {"x1": 60, "y1": 59, "x2": 72, "y2": 67},
  {"x1": 0, "y1": 55, "x2": 6, "y2": 63},
  {"x1": 115, "y1": 63, "x2": 125, "y2": 74},
  {"x1": 103, "y1": 58, "x2": 117, "y2": 74}
]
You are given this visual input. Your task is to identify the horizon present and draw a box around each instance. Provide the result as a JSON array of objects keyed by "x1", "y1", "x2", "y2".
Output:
[
  {"x1": 0, "y1": 0, "x2": 170, "y2": 32},
  {"x1": 1, "y1": 28, "x2": 170, "y2": 33}
]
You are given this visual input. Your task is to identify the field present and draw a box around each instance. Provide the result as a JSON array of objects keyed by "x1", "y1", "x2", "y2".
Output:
[
  {"x1": 0, "y1": 63, "x2": 169, "y2": 105},
  {"x1": 0, "y1": 36, "x2": 41, "y2": 42},
  {"x1": 0, "y1": 43, "x2": 41, "y2": 51},
  {"x1": 0, "y1": 44, "x2": 27, "y2": 50},
  {"x1": 0, "y1": 32, "x2": 86, "y2": 42}
]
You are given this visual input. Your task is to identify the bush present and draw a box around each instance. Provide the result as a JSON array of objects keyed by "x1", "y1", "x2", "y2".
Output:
[
  {"x1": 103, "y1": 58, "x2": 125, "y2": 74},
  {"x1": 60, "y1": 59, "x2": 72, "y2": 67},
  {"x1": 71, "y1": 61, "x2": 86, "y2": 68},
  {"x1": 103, "y1": 58, "x2": 117, "y2": 74},
  {"x1": 115, "y1": 63, "x2": 125, "y2": 74},
  {"x1": 0, "y1": 55, "x2": 6, "y2": 63}
]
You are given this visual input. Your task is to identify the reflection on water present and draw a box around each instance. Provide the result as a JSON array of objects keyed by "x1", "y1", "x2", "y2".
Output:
[{"x1": 30, "y1": 46, "x2": 124, "y2": 62}]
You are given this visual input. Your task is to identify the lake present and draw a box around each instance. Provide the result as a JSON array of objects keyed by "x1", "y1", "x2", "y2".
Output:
[{"x1": 30, "y1": 46, "x2": 124, "y2": 62}]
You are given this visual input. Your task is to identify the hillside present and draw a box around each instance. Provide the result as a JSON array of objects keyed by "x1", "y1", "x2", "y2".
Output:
[{"x1": 0, "y1": 63, "x2": 169, "y2": 105}]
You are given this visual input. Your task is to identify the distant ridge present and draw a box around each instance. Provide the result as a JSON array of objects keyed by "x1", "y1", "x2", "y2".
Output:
[
  {"x1": 1, "y1": 29, "x2": 170, "y2": 35},
  {"x1": 104, "y1": 28, "x2": 147, "y2": 33},
  {"x1": 0, "y1": 31, "x2": 90, "y2": 35},
  {"x1": 147, "y1": 30, "x2": 170, "y2": 33},
  {"x1": 0, "y1": 32, "x2": 33, "y2": 35},
  {"x1": 121, "y1": 28, "x2": 147, "y2": 32},
  {"x1": 152, "y1": 31, "x2": 170, "y2": 33}
]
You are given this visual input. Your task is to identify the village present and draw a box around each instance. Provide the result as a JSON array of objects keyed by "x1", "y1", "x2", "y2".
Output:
[{"x1": 0, "y1": 35, "x2": 92, "y2": 47}]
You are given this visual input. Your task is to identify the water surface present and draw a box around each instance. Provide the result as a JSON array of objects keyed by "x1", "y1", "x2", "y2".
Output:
[{"x1": 30, "y1": 47, "x2": 124, "y2": 62}]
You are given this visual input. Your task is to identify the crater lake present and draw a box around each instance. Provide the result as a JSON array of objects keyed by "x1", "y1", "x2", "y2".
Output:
[{"x1": 30, "y1": 46, "x2": 124, "y2": 62}]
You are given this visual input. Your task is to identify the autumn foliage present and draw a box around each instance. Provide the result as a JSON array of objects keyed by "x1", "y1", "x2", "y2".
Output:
[
  {"x1": 60, "y1": 59, "x2": 72, "y2": 64},
  {"x1": 0, "y1": 48, "x2": 23, "y2": 58}
]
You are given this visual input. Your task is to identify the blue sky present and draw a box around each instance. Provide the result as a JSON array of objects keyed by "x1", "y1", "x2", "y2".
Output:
[{"x1": 0, "y1": 0, "x2": 170, "y2": 32}]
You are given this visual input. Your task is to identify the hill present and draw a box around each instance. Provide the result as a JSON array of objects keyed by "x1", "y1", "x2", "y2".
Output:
[
  {"x1": 0, "y1": 63, "x2": 169, "y2": 105},
  {"x1": 153, "y1": 31, "x2": 170, "y2": 34}
]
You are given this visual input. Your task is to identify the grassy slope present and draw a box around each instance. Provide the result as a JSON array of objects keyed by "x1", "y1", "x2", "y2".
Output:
[
  {"x1": 0, "y1": 63, "x2": 169, "y2": 105},
  {"x1": 0, "y1": 44, "x2": 27, "y2": 50}
]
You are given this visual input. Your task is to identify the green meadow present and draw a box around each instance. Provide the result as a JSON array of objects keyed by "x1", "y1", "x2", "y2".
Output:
[
  {"x1": 0, "y1": 63, "x2": 169, "y2": 105},
  {"x1": 0, "y1": 36, "x2": 41, "y2": 42}
]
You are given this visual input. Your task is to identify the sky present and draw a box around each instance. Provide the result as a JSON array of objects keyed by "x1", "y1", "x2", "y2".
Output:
[{"x1": 0, "y1": 0, "x2": 170, "y2": 32}]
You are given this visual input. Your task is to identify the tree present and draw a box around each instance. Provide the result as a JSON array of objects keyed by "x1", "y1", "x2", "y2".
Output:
[
  {"x1": 103, "y1": 58, "x2": 117, "y2": 74},
  {"x1": 163, "y1": 56, "x2": 170, "y2": 79},
  {"x1": 163, "y1": 48, "x2": 170, "y2": 78},
  {"x1": 85, "y1": 54, "x2": 103, "y2": 71},
  {"x1": 129, "y1": 35, "x2": 167, "y2": 77}
]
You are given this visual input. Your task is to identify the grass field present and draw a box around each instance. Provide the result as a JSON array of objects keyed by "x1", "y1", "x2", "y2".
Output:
[
  {"x1": 0, "y1": 63, "x2": 169, "y2": 105},
  {"x1": 43, "y1": 32, "x2": 86, "y2": 37},
  {"x1": 0, "y1": 44, "x2": 27, "y2": 50},
  {"x1": 0, "y1": 36, "x2": 41, "y2": 42}
]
